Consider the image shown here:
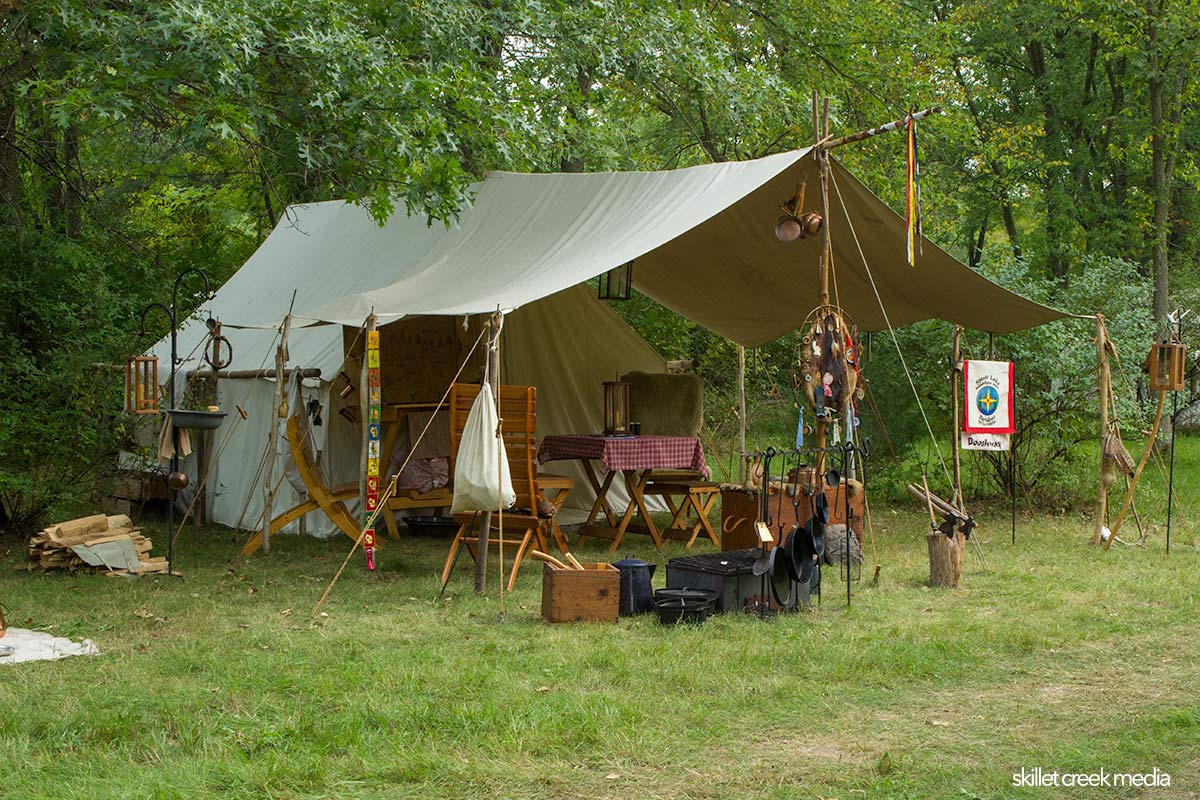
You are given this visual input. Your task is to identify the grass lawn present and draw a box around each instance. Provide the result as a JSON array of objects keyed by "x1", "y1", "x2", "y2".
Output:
[{"x1": 2, "y1": 500, "x2": 1199, "y2": 799}]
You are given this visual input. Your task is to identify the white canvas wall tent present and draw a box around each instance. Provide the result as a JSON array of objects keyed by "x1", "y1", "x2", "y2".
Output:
[{"x1": 150, "y1": 147, "x2": 1063, "y2": 540}]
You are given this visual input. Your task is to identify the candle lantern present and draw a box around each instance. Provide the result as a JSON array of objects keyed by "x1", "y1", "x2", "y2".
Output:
[
  {"x1": 1148, "y1": 341, "x2": 1186, "y2": 391},
  {"x1": 598, "y1": 261, "x2": 634, "y2": 301},
  {"x1": 125, "y1": 356, "x2": 160, "y2": 414},
  {"x1": 602, "y1": 380, "x2": 631, "y2": 435}
]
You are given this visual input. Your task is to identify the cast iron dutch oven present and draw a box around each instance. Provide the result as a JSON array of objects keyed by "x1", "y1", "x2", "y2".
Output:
[{"x1": 653, "y1": 587, "x2": 717, "y2": 625}]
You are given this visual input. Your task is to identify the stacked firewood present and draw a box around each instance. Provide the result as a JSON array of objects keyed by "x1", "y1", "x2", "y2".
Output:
[{"x1": 25, "y1": 513, "x2": 168, "y2": 575}]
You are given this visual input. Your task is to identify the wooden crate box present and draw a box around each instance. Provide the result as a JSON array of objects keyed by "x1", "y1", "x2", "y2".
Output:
[{"x1": 541, "y1": 562, "x2": 620, "y2": 623}]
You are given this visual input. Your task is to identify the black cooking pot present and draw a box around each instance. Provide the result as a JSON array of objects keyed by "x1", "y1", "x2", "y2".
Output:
[{"x1": 654, "y1": 588, "x2": 717, "y2": 625}]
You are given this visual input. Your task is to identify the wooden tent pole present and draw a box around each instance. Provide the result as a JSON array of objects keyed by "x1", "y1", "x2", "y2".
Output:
[
  {"x1": 951, "y1": 325, "x2": 964, "y2": 510},
  {"x1": 474, "y1": 313, "x2": 502, "y2": 593},
  {"x1": 262, "y1": 298, "x2": 295, "y2": 554},
  {"x1": 818, "y1": 107, "x2": 943, "y2": 152},
  {"x1": 737, "y1": 344, "x2": 746, "y2": 482},
  {"x1": 1093, "y1": 314, "x2": 1110, "y2": 544},
  {"x1": 814, "y1": 90, "x2": 832, "y2": 470}
]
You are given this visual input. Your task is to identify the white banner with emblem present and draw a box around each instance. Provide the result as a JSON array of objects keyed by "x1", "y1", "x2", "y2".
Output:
[{"x1": 962, "y1": 360, "x2": 1015, "y2": 434}]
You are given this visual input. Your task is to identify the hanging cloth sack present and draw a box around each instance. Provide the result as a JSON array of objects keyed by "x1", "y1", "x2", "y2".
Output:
[{"x1": 451, "y1": 384, "x2": 516, "y2": 513}]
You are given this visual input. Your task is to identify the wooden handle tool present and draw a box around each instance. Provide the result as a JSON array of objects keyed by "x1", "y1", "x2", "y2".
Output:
[
  {"x1": 528, "y1": 550, "x2": 570, "y2": 570},
  {"x1": 564, "y1": 552, "x2": 586, "y2": 571},
  {"x1": 921, "y1": 474, "x2": 938, "y2": 529}
]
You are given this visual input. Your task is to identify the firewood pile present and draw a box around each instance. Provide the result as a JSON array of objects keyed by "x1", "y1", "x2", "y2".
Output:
[{"x1": 25, "y1": 513, "x2": 168, "y2": 575}]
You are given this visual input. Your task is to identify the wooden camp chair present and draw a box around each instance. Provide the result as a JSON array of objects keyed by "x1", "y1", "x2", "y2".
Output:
[
  {"x1": 438, "y1": 384, "x2": 574, "y2": 592},
  {"x1": 242, "y1": 415, "x2": 363, "y2": 555}
]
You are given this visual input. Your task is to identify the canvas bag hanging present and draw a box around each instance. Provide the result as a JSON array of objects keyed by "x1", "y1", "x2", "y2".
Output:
[{"x1": 451, "y1": 383, "x2": 516, "y2": 513}]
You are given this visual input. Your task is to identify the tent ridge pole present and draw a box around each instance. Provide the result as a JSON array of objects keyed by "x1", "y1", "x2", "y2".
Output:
[{"x1": 816, "y1": 107, "x2": 943, "y2": 153}]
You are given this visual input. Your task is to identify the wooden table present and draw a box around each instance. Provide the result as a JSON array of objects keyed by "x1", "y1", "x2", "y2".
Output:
[{"x1": 537, "y1": 434, "x2": 709, "y2": 551}]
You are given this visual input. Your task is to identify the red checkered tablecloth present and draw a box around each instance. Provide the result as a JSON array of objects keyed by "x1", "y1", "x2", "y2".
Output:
[{"x1": 538, "y1": 434, "x2": 709, "y2": 477}]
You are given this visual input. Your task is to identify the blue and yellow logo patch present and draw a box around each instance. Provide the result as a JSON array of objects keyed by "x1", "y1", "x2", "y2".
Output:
[{"x1": 976, "y1": 385, "x2": 999, "y2": 416}]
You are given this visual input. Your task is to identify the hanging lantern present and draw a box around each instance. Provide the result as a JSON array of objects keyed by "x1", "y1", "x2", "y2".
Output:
[
  {"x1": 598, "y1": 261, "x2": 634, "y2": 301},
  {"x1": 602, "y1": 379, "x2": 631, "y2": 435},
  {"x1": 125, "y1": 356, "x2": 160, "y2": 415},
  {"x1": 1147, "y1": 341, "x2": 1185, "y2": 391}
]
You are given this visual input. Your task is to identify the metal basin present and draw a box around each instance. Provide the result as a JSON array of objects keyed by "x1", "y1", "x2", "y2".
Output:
[{"x1": 169, "y1": 409, "x2": 228, "y2": 431}]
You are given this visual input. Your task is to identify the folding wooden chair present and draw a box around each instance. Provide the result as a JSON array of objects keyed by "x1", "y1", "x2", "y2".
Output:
[{"x1": 438, "y1": 384, "x2": 573, "y2": 591}]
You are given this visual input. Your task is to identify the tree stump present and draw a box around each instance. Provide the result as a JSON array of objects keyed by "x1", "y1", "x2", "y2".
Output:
[{"x1": 927, "y1": 530, "x2": 964, "y2": 588}]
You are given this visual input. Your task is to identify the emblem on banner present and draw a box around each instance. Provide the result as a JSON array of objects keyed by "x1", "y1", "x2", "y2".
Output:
[
  {"x1": 963, "y1": 360, "x2": 1015, "y2": 435},
  {"x1": 976, "y1": 385, "x2": 999, "y2": 417}
]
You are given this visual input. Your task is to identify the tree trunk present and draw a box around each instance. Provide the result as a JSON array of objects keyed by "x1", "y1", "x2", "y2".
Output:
[
  {"x1": 1149, "y1": 14, "x2": 1169, "y2": 327},
  {"x1": 0, "y1": 98, "x2": 18, "y2": 215},
  {"x1": 1001, "y1": 202, "x2": 1022, "y2": 261}
]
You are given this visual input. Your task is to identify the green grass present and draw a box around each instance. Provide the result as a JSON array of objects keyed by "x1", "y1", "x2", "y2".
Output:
[{"x1": 2, "y1": 505, "x2": 1199, "y2": 799}]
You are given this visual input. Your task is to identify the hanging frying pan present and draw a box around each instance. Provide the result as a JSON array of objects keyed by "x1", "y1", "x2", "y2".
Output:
[
  {"x1": 768, "y1": 545, "x2": 795, "y2": 609},
  {"x1": 782, "y1": 523, "x2": 803, "y2": 582},
  {"x1": 812, "y1": 491, "x2": 830, "y2": 527},
  {"x1": 792, "y1": 518, "x2": 819, "y2": 585}
]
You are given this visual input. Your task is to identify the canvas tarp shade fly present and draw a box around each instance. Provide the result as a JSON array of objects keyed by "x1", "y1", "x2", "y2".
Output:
[{"x1": 286, "y1": 147, "x2": 1063, "y2": 343}]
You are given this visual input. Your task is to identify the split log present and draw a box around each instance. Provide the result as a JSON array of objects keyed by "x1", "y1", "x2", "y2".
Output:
[
  {"x1": 927, "y1": 531, "x2": 964, "y2": 588},
  {"x1": 50, "y1": 514, "x2": 109, "y2": 539}
]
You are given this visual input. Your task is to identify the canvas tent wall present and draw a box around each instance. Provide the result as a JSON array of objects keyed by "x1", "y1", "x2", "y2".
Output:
[{"x1": 158, "y1": 285, "x2": 664, "y2": 537}]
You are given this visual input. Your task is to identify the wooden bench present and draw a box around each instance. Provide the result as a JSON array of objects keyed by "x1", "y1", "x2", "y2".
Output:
[{"x1": 642, "y1": 470, "x2": 720, "y2": 548}]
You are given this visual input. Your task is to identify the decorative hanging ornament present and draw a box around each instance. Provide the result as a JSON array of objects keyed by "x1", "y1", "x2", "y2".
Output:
[
  {"x1": 363, "y1": 327, "x2": 382, "y2": 571},
  {"x1": 795, "y1": 307, "x2": 860, "y2": 420}
]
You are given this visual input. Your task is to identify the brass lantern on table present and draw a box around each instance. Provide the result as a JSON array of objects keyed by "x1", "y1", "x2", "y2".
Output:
[{"x1": 602, "y1": 379, "x2": 631, "y2": 435}]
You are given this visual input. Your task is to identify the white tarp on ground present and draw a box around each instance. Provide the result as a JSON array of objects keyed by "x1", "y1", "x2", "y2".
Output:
[{"x1": 0, "y1": 629, "x2": 99, "y2": 665}]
